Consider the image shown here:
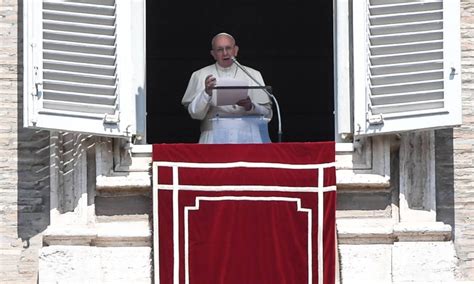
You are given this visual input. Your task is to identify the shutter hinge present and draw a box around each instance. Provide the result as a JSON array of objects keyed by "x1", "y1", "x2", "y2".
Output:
[
  {"x1": 103, "y1": 112, "x2": 120, "y2": 124},
  {"x1": 367, "y1": 113, "x2": 384, "y2": 125}
]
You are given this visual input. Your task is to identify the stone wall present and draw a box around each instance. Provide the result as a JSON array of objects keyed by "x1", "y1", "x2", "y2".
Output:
[
  {"x1": 436, "y1": 0, "x2": 474, "y2": 280},
  {"x1": 455, "y1": 0, "x2": 474, "y2": 279},
  {"x1": 0, "y1": 0, "x2": 50, "y2": 283}
]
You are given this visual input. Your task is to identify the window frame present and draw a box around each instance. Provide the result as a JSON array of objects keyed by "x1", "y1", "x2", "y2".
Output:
[
  {"x1": 351, "y1": 0, "x2": 462, "y2": 136},
  {"x1": 23, "y1": 0, "x2": 146, "y2": 138},
  {"x1": 332, "y1": 0, "x2": 462, "y2": 188}
]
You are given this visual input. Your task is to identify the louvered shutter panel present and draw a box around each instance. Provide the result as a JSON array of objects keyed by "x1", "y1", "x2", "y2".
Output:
[
  {"x1": 24, "y1": 0, "x2": 142, "y2": 137},
  {"x1": 353, "y1": 0, "x2": 461, "y2": 136}
]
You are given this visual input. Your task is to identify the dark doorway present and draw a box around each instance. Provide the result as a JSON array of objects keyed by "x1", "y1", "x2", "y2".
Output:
[{"x1": 146, "y1": 0, "x2": 334, "y2": 143}]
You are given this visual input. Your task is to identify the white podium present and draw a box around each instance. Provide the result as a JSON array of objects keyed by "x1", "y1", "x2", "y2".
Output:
[{"x1": 202, "y1": 115, "x2": 271, "y2": 144}]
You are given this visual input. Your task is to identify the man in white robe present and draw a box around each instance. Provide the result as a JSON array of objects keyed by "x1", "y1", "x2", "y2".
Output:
[{"x1": 182, "y1": 33, "x2": 273, "y2": 144}]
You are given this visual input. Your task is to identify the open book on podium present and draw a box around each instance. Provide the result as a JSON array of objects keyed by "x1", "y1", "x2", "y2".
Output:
[{"x1": 211, "y1": 78, "x2": 272, "y2": 106}]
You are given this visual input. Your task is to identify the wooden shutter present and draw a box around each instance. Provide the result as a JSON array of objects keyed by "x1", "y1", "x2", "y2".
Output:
[
  {"x1": 352, "y1": 0, "x2": 461, "y2": 136},
  {"x1": 24, "y1": 0, "x2": 143, "y2": 137}
]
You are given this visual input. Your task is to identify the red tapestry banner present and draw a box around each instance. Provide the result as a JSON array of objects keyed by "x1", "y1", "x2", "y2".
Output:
[{"x1": 152, "y1": 142, "x2": 336, "y2": 284}]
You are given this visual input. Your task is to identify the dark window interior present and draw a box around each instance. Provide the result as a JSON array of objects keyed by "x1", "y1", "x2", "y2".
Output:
[{"x1": 146, "y1": 0, "x2": 334, "y2": 143}]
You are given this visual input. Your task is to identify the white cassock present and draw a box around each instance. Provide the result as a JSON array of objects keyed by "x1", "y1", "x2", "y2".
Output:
[{"x1": 182, "y1": 63, "x2": 273, "y2": 144}]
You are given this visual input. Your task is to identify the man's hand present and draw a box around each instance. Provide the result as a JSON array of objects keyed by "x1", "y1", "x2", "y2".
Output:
[
  {"x1": 236, "y1": 96, "x2": 253, "y2": 111},
  {"x1": 204, "y1": 75, "x2": 216, "y2": 96}
]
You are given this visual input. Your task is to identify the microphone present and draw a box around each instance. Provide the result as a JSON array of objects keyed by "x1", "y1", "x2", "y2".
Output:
[{"x1": 231, "y1": 57, "x2": 283, "y2": 143}]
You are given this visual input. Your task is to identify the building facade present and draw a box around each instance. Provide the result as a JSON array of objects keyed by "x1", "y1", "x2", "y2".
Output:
[{"x1": 1, "y1": 0, "x2": 473, "y2": 283}]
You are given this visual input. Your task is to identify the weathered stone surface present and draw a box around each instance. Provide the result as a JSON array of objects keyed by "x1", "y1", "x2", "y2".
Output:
[
  {"x1": 39, "y1": 246, "x2": 152, "y2": 284},
  {"x1": 338, "y1": 244, "x2": 392, "y2": 283},
  {"x1": 0, "y1": 1, "x2": 50, "y2": 283},
  {"x1": 392, "y1": 242, "x2": 458, "y2": 282},
  {"x1": 453, "y1": 0, "x2": 474, "y2": 280},
  {"x1": 433, "y1": 0, "x2": 474, "y2": 280}
]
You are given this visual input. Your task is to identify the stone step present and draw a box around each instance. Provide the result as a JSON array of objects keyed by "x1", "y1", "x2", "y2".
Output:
[
  {"x1": 336, "y1": 218, "x2": 452, "y2": 244},
  {"x1": 95, "y1": 195, "x2": 151, "y2": 223},
  {"x1": 95, "y1": 172, "x2": 151, "y2": 197},
  {"x1": 42, "y1": 221, "x2": 151, "y2": 247}
]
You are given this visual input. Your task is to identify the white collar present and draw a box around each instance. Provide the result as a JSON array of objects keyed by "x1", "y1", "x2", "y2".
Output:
[{"x1": 215, "y1": 63, "x2": 237, "y2": 77}]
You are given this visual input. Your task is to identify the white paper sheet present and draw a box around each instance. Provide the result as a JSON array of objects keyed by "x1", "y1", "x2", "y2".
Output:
[{"x1": 212, "y1": 78, "x2": 249, "y2": 106}]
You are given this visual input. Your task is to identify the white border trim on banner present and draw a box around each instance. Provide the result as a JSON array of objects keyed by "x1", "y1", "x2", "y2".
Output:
[
  {"x1": 155, "y1": 184, "x2": 336, "y2": 192},
  {"x1": 154, "y1": 161, "x2": 336, "y2": 170},
  {"x1": 152, "y1": 160, "x2": 337, "y2": 284},
  {"x1": 318, "y1": 167, "x2": 325, "y2": 284},
  {"x1": 184, "y1": 196, "x2": 312, "y2": 284}
]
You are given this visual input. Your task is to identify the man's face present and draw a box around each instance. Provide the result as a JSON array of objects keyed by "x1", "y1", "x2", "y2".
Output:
[{"x1": 211, "y1": 35, "x2": 239, "y2": 68}]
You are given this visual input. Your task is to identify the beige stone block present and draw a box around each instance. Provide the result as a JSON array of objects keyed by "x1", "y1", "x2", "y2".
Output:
[
  {"x1": 39, "y1": 246, "x2": 152, "y2": 283},
  {"x1": 0, "y1": 63, "x2": 18, "y2": 72},
  {"x1": 339, "y1": 244, "x2": 392, "y2": 283},
  {"x1": 0, "y1": 81, "x2": 19, "y2": 90},
  {"x1": 392, "y1": 242, "x2": 457, "y2": 282},
  {"x1": 0, "y1": 55, "x2": 18, "y2": 65},
  {"x1": 0, "y1": 96, "x2": 19, "y2": 104},
  {"x1": 0, "y1": 0, "x2": 19, "y2": 5}
]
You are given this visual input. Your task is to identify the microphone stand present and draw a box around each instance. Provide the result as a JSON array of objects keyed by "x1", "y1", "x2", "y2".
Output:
[{"x1": 231, "y1": 57, "x2": 283, "y2": 142}]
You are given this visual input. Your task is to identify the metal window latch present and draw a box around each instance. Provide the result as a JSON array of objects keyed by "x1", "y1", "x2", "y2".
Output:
[
  {"x1": 33, "y1": 66, "x2": 43, "y2": 97},
  {"x1": 450, "y1": 67, "x2": 459, "y2": 80},
  {"x1": 450, "y1": 67, "x2": 458, "y2": 76},
  {"x1": 34, "y1": 82, "x2": 43, "y2": 96}
]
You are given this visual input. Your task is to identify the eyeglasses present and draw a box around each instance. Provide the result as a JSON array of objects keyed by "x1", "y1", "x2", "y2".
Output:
[{"x1": 213, "y1": 45, "x2": 234, "y2": 54}]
